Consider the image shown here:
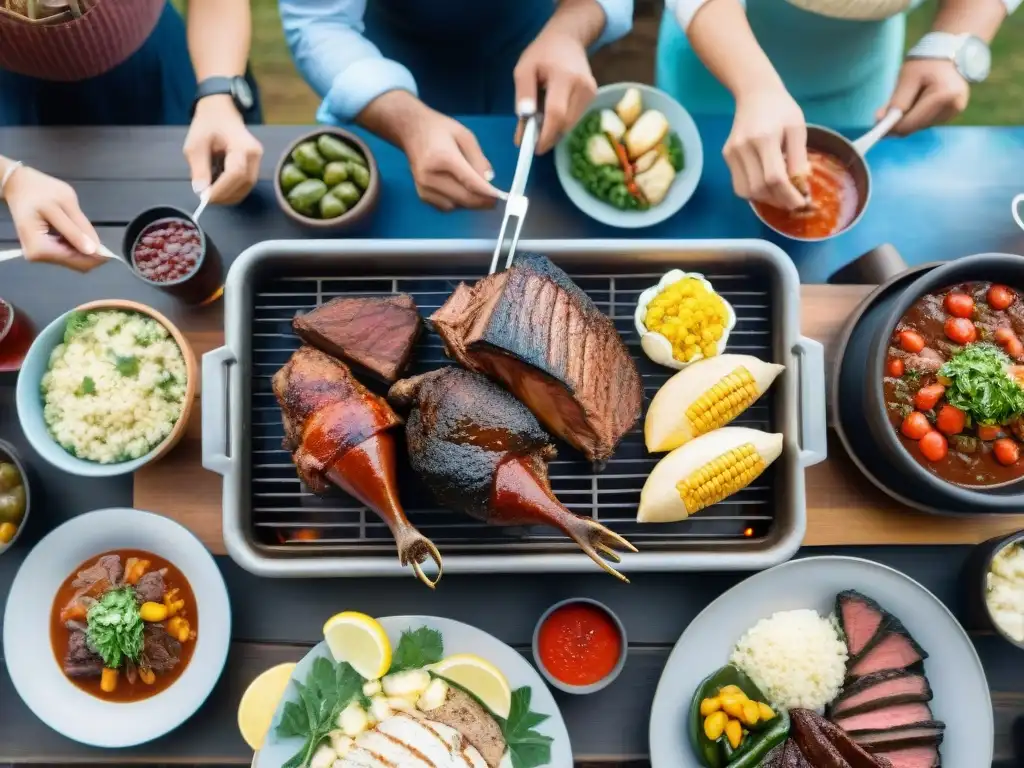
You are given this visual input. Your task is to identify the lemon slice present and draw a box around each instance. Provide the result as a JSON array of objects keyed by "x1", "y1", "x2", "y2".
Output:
[
  {"x1": 323, "y1": 611, "x2": 392, "y2": 680},
  {"x1": 431, "y1": 653, "x2": 512, "y2": 719},
  {"x1": 238, "y1": 662, "x2": 297, "y2": 750}
]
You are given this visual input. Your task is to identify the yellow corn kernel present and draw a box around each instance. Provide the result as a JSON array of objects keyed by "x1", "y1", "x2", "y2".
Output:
[
  {"x1": 725, "y1": 719, "x2": 743, "y2": 749},
  {"x1": 665, "y1": 305, "x2": 678, "y2": 317},
  {"x1": 0, "y1": 522, "x2": 16, "y2": 543},
  {"x1": 675, "y1": 443, "x2": 767, "y2": 514},
  {"x1": 741, "y1": 700, "x2": 760, "y2": 726},
  {"x1": 646, "y1": 306, "x2": 665, "y2": 322},
  {"x1": 100, "y1": 668, "x2": 119, "y2": 693},
  {"x1": 719, "y1": 694, "x2": 747, "y2": 720},
  {"x1": 699, "y1": 697, "x2": 722, "y2": 716},
  {"x1": 685, "y1": 368, "x2": 759, "y2": 437},
  {"x1": 139, "y1": 602, "x2": 169, "y2": 622},
  {"x1": 757, "y1": 702, "x2": 775, "y2": 721},
  {"x1": 703, "y1": 711, "x2": 728, "y2": 741},
  {"x1": 139, "y1": 667, "x2": 156, "y2": 685},
  {"x1": 717, "y1": 685, "x2": 744, "y2": 697}
]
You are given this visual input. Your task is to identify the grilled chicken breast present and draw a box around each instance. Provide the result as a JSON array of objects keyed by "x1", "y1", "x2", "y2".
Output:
[{"x1": 336, "y1": 713, "x2": 490, "y2": 767}]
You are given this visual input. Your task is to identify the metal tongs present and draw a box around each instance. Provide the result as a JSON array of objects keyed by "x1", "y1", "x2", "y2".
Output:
[{"x1": 489, "y1": 107, "x2": 540, "y2": 275}]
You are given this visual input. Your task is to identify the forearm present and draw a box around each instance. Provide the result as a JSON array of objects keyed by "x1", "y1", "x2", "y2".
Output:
[
  {"x1": 356, "y1": 90, "x2": 428, "y2": 150},
  {"x1": 685, "y1": 0, "x2": 783, "y2": 98},
  {"x1": 548, "y1": 0, "x2": 616, "y2": 48},
  {"x1": 932, "y1": 0, "x2": 1012, "y2": 42},
  {"x1": 187, "y1": 0, "x2": 251, "y2": 78}
]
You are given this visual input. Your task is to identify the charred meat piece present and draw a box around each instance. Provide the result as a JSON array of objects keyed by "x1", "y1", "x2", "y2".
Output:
[
  {"x1": 389, "y1": 368, "x2": 637, "y2": 580},
  {"x1": 424, "y1": 687, "x2": 505, "y2": 768},
  {"x1": 140, "y1": 625, "x2": 182, "y2": 673},
  {"x1": 847, "y1": 620, "x2": 927, "y2": 679},
  {"x1": 812, "y1": 712, "x2": 894, "y2": 768},
  {"x1": 274, "y1": 346, "x2": 442, "y2": 587},
  {"x1": 783, "y1": 739, "x2": 816, "y2": 767},
  {"x1": 293, "y1": 295, "x2": 422, "y2": 383},
  {"x1": 430, "y1": 253, "x2": 643, "y2": 466},
  {"x1": 852, "y1": 722, "x2": 946, "y2": 753},
  {"x1": 829, "y1": 670, "x2": 932, "y2": 718},
  {"x1": 874, "y1": 745, "x2": 941, "y2": 768},
  {"x1": 791, "y1": 709, "x2": 892, "y2": 768},
  {"x1": 837, "y1": 590, "x2": 888, "y2": 661},
  {"x1": 834, "y1": 702, "x2": 934, "y2": 735},
  {"x1": 133, "y1": 569, "x2": 166, "y2": 604},
  {"x1": 63, "y1": 631, "x2": 104, "y2": 678}
]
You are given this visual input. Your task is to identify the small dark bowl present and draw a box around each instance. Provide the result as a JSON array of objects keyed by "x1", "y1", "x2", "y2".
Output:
[
  {"x1": 0, "y1": 439, "x2": 31, "y2": 554},
  {"x1": 532, "y1": 597, "x2": 627, "y2": 695},
  {"x1": 122, "y1": 206, "x2": 224, "y2": 306},
  {"x1": 274, "y1": 128, "x2": 380, "y2": 230},
  {"x1": 961, "y1": 530, "x2": 1024, "y2": 650}
]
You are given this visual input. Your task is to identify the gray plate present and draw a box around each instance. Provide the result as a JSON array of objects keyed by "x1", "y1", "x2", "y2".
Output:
[{"x1": 648, "y1": 555, "x2": 992, "y2": 767}]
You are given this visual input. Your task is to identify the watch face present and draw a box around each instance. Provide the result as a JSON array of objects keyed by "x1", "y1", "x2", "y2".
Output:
[
  {"x1": 958, "y1": 37, "x2": 991, "y2": 83},
  {"x1": 232, "y1": 78, "x2": 254, "y2": 110}
]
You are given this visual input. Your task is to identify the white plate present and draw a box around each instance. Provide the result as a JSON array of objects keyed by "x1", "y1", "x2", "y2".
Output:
[
  {"x1": 3, "y1": 508, "x2": 231, "y2": 748},
  {"x1": 649, "y1": 556, "x2": 992, "y2": 767},
  {"x1": 256, "y1": 616, "x2": 573, "y2": 768}
]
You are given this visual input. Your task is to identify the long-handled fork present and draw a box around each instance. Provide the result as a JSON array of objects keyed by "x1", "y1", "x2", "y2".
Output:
[{"x1": 489, "y1": 108, "x2": 540, "y2": 275}]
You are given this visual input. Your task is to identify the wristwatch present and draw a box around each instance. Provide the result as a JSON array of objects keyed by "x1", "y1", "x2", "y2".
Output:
[
  {"x1": 906, "y1": 32, "x2": 991, "y2": 84},
  {"x1": 192, "y1": 76, "x2": 254, "y2": 116}
]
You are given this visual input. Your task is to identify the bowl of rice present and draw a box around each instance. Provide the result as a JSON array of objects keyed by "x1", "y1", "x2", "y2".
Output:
[{"x1": 15, "y1": 300, "x2": 196, "y2": 477}]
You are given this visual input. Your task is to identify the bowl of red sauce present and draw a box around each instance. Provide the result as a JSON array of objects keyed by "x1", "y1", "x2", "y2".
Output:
[
  {"x1": 532, "y1": 598, "x2": 627, "y2": 694},
  {"x1": 122, "y1": 206, "x2": 224, "y2": 306}
]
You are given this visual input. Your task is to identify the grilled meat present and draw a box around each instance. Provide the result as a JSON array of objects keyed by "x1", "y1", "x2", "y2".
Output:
[
  {"x1": 423, "y1": 688, "x2": 506, "y2": 767},
  {"x1": 791, "y1": 709, "x2": 892, "y2": 768},
  {"x1": 273, "y1": 346, "x2": 442, "y2": 586},
  {"x1": 829, "y1": 670, "x2": 932, "y2": 718},
  {"x1": 847, "y1": 621, "x2": 927, "y2": 679},
  {"x1": 834, "y1": 702, "x2": 934, "y2": 735},
  {"x1": 336, "y1": 713, "x2": 489, "y2": 768},
  {"x1": 430, "y1": 253, "x2": 643, "y2": 466},
  {"x1": 837, "y1": 591, "x2": 888, "y2": 661},
  {"x1": 389, "y1": 368, "x2": 637, "y2": 580},
  {"x1": 293, "y1": 294, "x2": 422, "y2": 383},
  {"x1": 852, "y1": 722, "x2": 946, "y2": 753},
  {"x1": 873, "y1": 744, "x2": 941, "y2": 768}
]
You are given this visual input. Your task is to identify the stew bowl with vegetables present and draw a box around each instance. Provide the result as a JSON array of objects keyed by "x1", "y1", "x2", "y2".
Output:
[
  {"x1": 554, "y1": 82, "x2": 703, "y2": 228},
  {"x1": 3, "y1": 508, "x2": 229, "y2": 747}
]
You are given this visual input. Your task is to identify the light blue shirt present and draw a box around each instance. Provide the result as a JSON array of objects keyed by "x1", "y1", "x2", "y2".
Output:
[{"x1": 280, "y1": 0, "x2": 634, "y2": 125}]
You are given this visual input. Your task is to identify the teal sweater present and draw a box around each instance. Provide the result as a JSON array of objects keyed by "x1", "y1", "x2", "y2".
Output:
[{"x1": 656, "y1": 1, "x2": 920, "y2": 128}]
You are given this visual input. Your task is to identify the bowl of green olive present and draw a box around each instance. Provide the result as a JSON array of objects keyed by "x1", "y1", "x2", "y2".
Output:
[
  {"x1": 0, "y1": 439, "x2": 29, "y2": 554},
  {"x1": 274, "y1": 128, "x2": 380, "y2": 229}
]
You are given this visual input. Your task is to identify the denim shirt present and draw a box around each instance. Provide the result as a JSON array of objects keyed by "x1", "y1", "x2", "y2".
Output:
[{"x1": 280, "y1": 0, "x2": 634, "y2": 125}]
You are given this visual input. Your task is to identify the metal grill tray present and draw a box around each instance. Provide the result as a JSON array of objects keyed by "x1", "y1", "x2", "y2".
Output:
[{"x1": 203, "y1": 239, "x2": 827, "y2": 577}]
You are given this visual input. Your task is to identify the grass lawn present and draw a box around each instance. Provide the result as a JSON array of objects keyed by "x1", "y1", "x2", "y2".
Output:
[{"x1": 175, "y1": 0, "x2": 1023, "y2": 126}]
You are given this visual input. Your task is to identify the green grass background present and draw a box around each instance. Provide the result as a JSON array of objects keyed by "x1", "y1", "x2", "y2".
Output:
[{"x1": 174, "y1": 0, "x2": 1022, "y2": 126}]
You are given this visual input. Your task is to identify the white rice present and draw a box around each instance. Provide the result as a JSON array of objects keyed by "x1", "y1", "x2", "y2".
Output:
[{"x1": 729, "y1": 608, "x2": 848, "y2": 711}]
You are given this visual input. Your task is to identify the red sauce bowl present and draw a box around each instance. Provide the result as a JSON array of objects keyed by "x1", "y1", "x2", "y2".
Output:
[{"x1": 532, "y1": 598, "x2": 627, "y2": 694}]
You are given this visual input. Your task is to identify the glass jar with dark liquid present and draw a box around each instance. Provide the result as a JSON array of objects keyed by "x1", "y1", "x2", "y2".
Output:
[{"x1": 0, "y1": 299, "x2": 35, "y2": 372}]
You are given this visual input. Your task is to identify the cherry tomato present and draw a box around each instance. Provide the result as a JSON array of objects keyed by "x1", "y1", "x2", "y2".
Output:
[
  {"x1": 944, "y1": 292, "x2": 974, "y2": 318},
  {"x1": 886, "y1": 358, "x2": 905, "y2": 377},
  {"x1": 944, "y1": 316, "x2": 977, "y2": 345},
  {"x1": 914, "y1": 384, "x2": 946, "y2": 412},
  {"x1": 898, "y1": 330, "x2": 925, "y2": 353},
  {"x1": 1007, "y1": 339, "x2": 1024, "y2": 360},
  {"x1": 995, "y1": 327, "x2": 1016, "y2": 345},
  {"x1": 993, "y1": 438, "x2": 1020, "y2": 466},
  {"x1": 935, "y1": 405, "x2": 966, "y2": 436},
  {"x1": 987, "y1": 285, "x2": 1015, "y2": 311},
  {"x1": 918, "y1": 431, "x2": 948, "y2": 462},
  {"x1": 901, "y1": 411, "x2": 932, "y2": 440},
  {"x1": 977, "y1": 425, "x2": 1002, "y2": 441}
]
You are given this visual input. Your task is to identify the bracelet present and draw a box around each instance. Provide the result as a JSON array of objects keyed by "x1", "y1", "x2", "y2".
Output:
[{"x1": 0, "y1": 160, "x2": 24, "y2": 199}]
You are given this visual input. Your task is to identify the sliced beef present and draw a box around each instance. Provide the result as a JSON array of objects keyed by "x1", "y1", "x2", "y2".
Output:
[
  {"x1": 293, "y1": 294, "x2": 422, "y2": 383},
  {"x1": 784, "y1": 739, "x2": 816, "y2": 767},
  {"x1": 830, "y1": 670, "x2": 932, "y2": 717},
  {"x1": 792, "y1": 716, "x2": 853, "y2": 767},
  {"x1": 874, "y1": 745, "x2": 941, "y2": 768},
  {"x1": 140, "y1": 625, "x2": 182, "y2": 673},
  {"x1": 430, "y1": 253, "x2": 643, "y2": 466},
  {"x1": 853, "y1": 722, "x2": 945, "y2": 753},
  {"x1": 133, "y1": 569, "x2": 166, "y2": 604},
  {"x1": 792, "y1": 709, "x2": 889, "y2": 768},
  {"x1": 848, "y1": 621, "x2": 927, "y2": 679},
  {"x1": 72, "y1": 554, "x2": 123, "y2": 590},
  {"x1": 834, "y1": 702, "x2": 934, "y2": 735},
  {"x1": 762, "y1": 743, "x2": 786, "y2": 768},
  {"x1": 837, "y1": 590, "x2": 887, "y2": 660},
  {"x1": 814, "y1": 714, "x2": 893, "y2": 768},
  {"x1": 63, "y1": 631, "x2": 103, "y2": 677}
]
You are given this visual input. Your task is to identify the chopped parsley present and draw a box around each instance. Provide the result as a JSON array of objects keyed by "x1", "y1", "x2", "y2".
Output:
[
  {"x1": 114, "y1": 355, "x2": 139, "y2": 377},
  {"x1": 75, "y1": 376, "x2": 96, "y2": 397},
  {"x1": 86, "y1": 587, "x2": 144, "y2": 668},
  {"x1": 938, "y1": 343, "x2": 1024, "y2": 425}
]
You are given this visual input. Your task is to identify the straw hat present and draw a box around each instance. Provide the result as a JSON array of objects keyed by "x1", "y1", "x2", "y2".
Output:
[{"x1": 784, "y1": 0, "x2": 912, "y2": 20}]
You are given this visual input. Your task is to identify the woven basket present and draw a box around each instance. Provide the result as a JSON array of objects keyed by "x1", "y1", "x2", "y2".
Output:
[
  {"x1": 784, "y1": 0, "x2": 912, "y2": 20},
  {"x1": 0, "y1": 0, "x2": 163, "y2": 81}
]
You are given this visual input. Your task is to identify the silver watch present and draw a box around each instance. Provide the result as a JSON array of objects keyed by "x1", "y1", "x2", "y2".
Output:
[{"x1": 907, "y1": 32, "x2": 991, "y2": 84}]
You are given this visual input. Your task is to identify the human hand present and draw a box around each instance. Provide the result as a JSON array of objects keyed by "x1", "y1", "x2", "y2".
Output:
[
  {"x1": 724, "y1": 84, "x2": 810, "y2": 211},
  {"x1": 184, "y1": 95, "x2": 263, "y2": 204},
  {"x1": 513, "y1": 26, "x2": 597, "y2": 154},
  {"x1": 4, "y1": 165, "x2": 104, "y2": 272},
  {"x1": 880, "y1": 59, "x2": 969, "y2": 136}
]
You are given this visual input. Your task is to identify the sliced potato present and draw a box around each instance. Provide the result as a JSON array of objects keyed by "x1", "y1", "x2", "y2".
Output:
[
  {"x1": 599, "y1": 109, "x2": 627, "y2": 140},
  {"x1": 615, "y1": 87, "x2": 643, "y2": 127},
  {"x1": 634, "y1": 149, "x2": 660, "y2": 174},
  {"x1": 586, "y1": 134, "x2": 619, "y2": 166},
  {"x1": 634, "y1": 156, "x2": 676, "y2": 206},
  {"x1": 638, "y1": 427, "x2": 783, "y2": 523},
  {"x1": 645, "y1": 354, "x2": 785, "y2": 452},
  {"x1": 625, "y1": 110, "x2": 670, "y2": 160}
]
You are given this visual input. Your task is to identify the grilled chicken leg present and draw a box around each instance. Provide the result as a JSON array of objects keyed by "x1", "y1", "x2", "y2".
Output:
[
  {"x1": 389, "y1": 368, "x2": 636, "y2": 581},
  {"x1": 273, "y1": 346, "x2": 442, "y2": 587}
]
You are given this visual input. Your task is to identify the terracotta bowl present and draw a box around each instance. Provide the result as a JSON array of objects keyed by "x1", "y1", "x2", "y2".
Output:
[
  {"x1": 274, "y1": 128, "x2": 380, "y2": 230},
  {"x1": 15, "y1": 299, "x2": 197, "y2": 477}
]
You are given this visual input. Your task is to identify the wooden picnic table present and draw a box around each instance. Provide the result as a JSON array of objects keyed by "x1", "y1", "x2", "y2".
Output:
[{"x1": 0, "y1": 120, "x2": 1022, "y2": 766}]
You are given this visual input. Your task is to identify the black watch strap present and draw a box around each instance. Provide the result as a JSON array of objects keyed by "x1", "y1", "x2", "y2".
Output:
[{"x1": 192, "y1": 76, "x2": 254, "y2": 116}]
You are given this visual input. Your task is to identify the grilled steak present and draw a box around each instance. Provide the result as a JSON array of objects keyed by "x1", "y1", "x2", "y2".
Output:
[
  {"x1": 63, "y1": 630, "x2": 103, "y2": 677},
  {"x1": 294, "y1": 295, "x2": 422, "y2": 383},
  {"x1": 834, "y1": 702, "x2": 934, "y2": 735},
  {"x1": 874, "y1": 744, "x2": 941, "y2": 768},
  {"x1": 837, "y1": 590, "x2": 887, "y2": 661},
  {"x1": 792, "y1": 709, "x2": 891, "y2": 768},
  {"x1": 847, "y1": 620, "x2": 927, "y2": 679},
  {"x1": 853, "y1": 722, "x2": 946, "y2": 753},
  {"x1": 430, "y1": 253, "x2": 643, "y2": 465},
  {"x1": 830, "y1": 670, "x2": 932, "y2": 718}
]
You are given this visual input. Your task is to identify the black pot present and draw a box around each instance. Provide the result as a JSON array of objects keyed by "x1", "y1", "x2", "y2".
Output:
[
  {"x1": 960, "y1": 529, "x2": 1024, "y2": 650},
  {"x1": 830, "y1": 246, "x2": 1024, "y2": 515}
]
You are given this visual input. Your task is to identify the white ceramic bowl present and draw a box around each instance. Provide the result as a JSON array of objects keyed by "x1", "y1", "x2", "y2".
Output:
[
  {"x1": 634, "y1": 270, "x2": 737, "y2": 369},
  {"x1": 3, "y1": 508, "x2": 231, "y2": 748},
  {"x1": 554, "y1": 82, "x2": 704, "y2": 229}
]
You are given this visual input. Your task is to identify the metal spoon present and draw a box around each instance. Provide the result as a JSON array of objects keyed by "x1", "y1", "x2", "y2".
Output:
[{"x1": 0, "y1": 240, "x2": 125, "y2": 266}]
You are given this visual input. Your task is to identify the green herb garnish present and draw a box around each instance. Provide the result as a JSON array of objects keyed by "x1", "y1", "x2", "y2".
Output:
[
  {"x1": 938, "y1": 343, "x2": 1024, "y2": 425},
  {"x1": 115, "y1": 355, "x2": 139, "y2": 377},
  {"x1": 388, "y1": 627, "x2": 444, "y2": 673},
  {"x1": 499, "y1": 687, "x2": 554, "y2": 768},
  {"x1": 75, "y1": 376, "x2": 96, "y2": 397},
  {"x1": 63, "y1": 311, "x2": 91, "y2": 344},
  {"x1": 277, "y1": 656, "x2": 365, "y2": 768},
  {"x1": 86, "y1": 587, "x2": 144, "y2": 668},
  {"x1": 666, "y1": 132, "x2": 685, "y2": 173}
]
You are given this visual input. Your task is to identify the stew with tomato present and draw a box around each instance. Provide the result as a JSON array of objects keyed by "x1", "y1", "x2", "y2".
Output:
[
  {"x1": 50, "y1": 550, "x2": 197, "y2": 702},
  {"x1": 885, "y1": 282, "x2": 1024, "y2": 487}
]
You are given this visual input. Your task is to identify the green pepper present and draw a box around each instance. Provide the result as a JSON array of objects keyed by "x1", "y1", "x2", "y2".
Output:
[
  {"x1": 291, "y1": 142, "x2": 326, "y2": 176},
  {"x1": 323, "y1": 161, "x2": 350, "y2": 188},
  {"x1": 279, "y1": 163, "x2": 308, "y2": 193},
  {"x1": 317, "y1": 134, "x2": 366, "y2": 166},
  {"x1": 688, "y1": 665, "x2": 790, "y2": 768}
]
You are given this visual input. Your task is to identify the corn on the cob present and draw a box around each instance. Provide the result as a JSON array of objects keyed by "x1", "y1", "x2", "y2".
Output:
[
  {"x1": 638, "y1": 427, "x2": 783, "y2": 523},
  {"x1": 644, "y1": 354, "x2": 785, "y2": 453}
]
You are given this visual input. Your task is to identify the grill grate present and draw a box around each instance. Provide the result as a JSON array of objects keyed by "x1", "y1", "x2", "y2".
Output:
[{"x1": 249, "y1": 266, "x2": 777, "y2": 553}]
